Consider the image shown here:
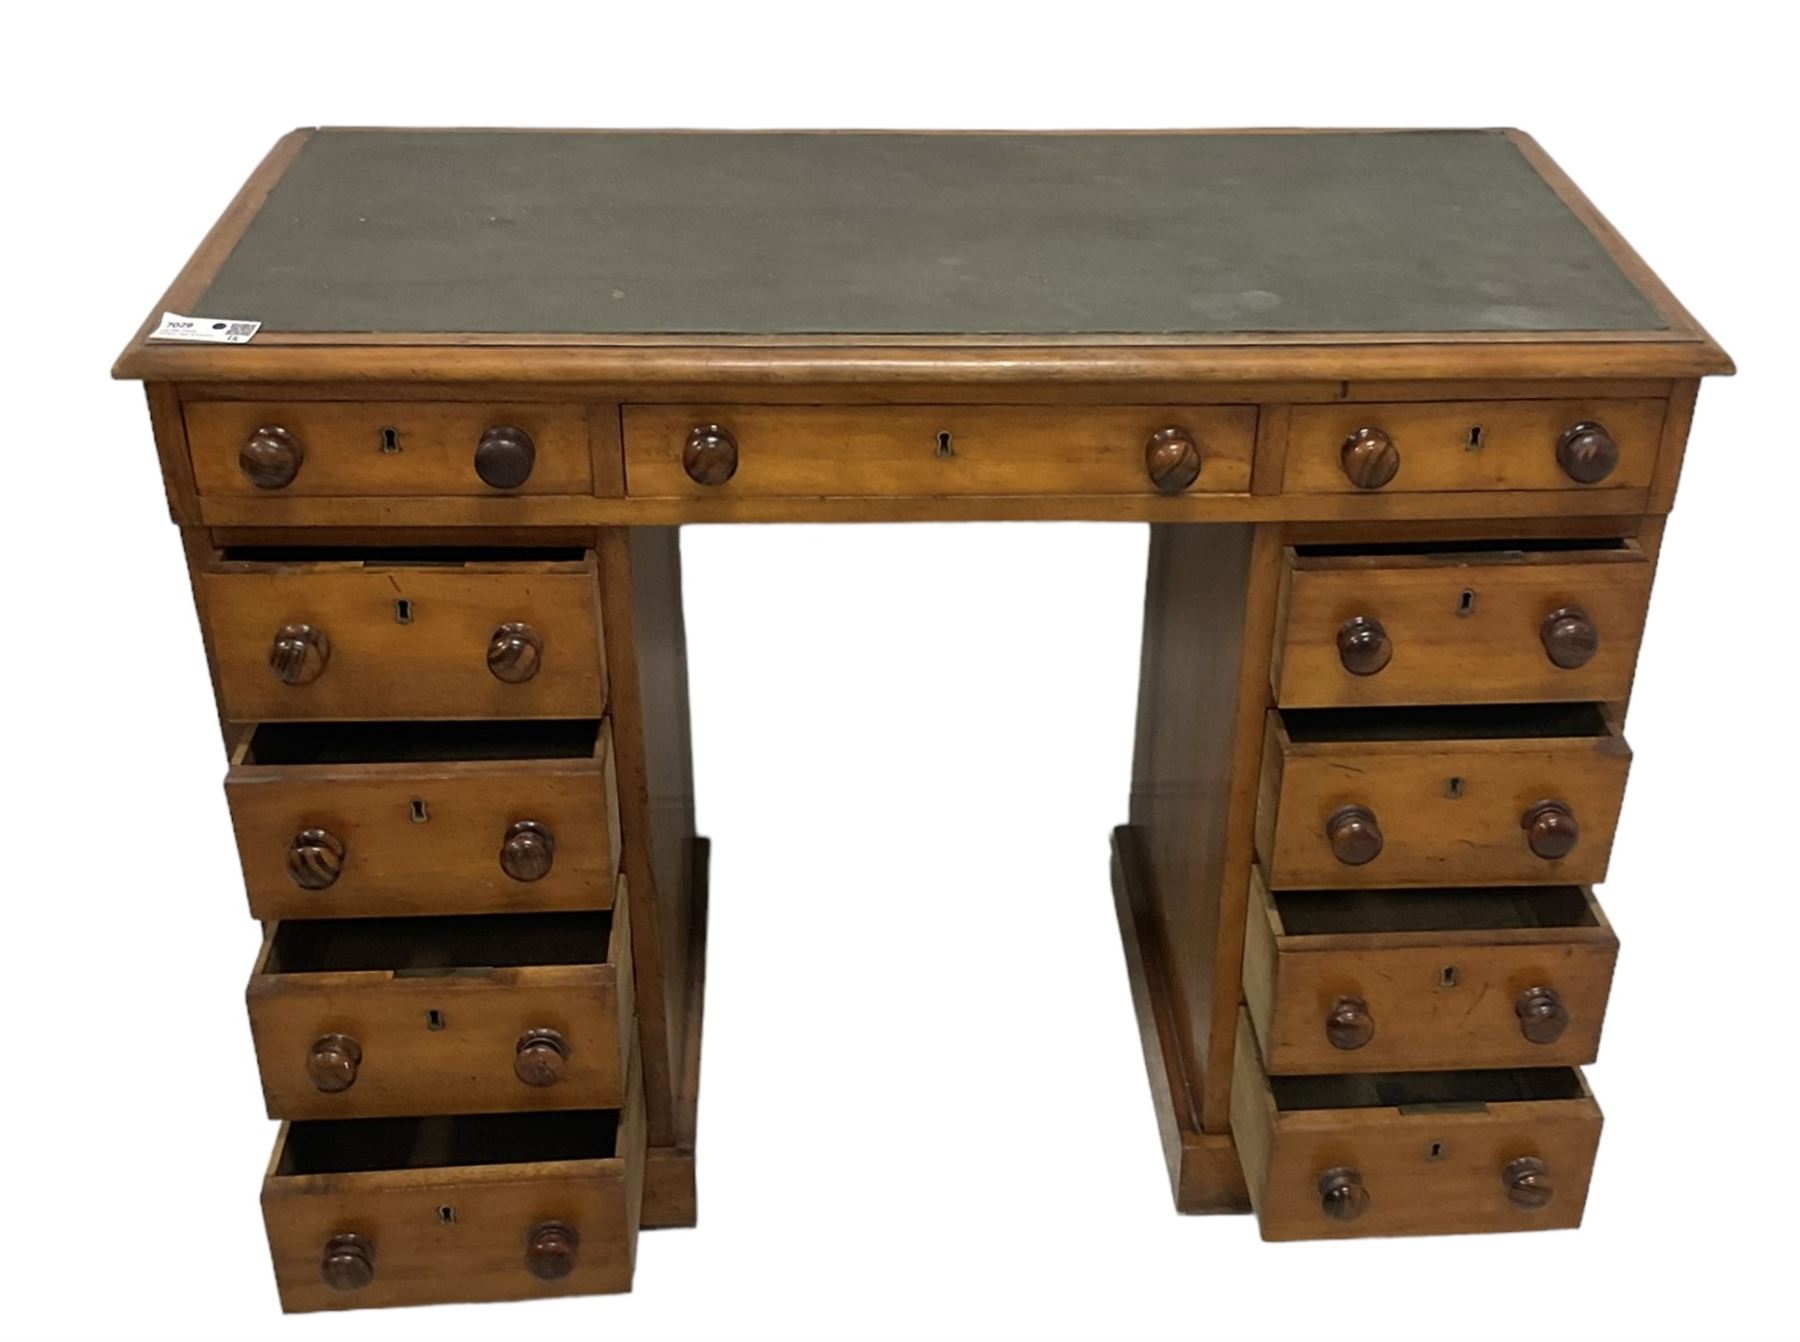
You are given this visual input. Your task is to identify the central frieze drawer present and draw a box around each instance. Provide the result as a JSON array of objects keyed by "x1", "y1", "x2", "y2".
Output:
[{"x1": 623, "y1": 404, "x2": 1257, "y2": 497}]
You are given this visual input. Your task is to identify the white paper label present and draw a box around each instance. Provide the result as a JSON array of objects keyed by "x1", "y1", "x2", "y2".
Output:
[{"x1": 149, "y1": 312, "x2": 262, "y2": 344}]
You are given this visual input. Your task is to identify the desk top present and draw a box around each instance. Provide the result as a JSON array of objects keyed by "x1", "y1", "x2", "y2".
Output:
[{"x1": 115, "y1": 129, "x2": 1729, "y2": 384}]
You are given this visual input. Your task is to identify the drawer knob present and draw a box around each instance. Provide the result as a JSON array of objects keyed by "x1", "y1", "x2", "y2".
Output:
[
  {"x1": 500, "y1": 820, "x2": 556, "y2": 882},
  {"x1": 1145, "y1": 426, "x2": 1202, "y2": 494},
  {"x1": 1521, "y1": 799, "x2": 1580, "y2": 859},
  {"x1": 307, "y1": 1033, "x2": 363, "y2": 1093},
  {"x1": 1503, "y1": 1155, "x2": 1556, "y2": 1209},
  {"x1": 269, "y1": 623, "x2": 330, "y2": 686},
  {"x1": 288, "y1": 827, "x2": 346, "y2": 889},
  {"x1": 1557, "y1": 420, "x2": 1619, "y2": 484},
  {"x1": 487, "y1": 622, "x2": 544, "y2": 683},
  {"x1": 474, "y1": 425, "x2": 537, "y2": 489},
  {"x1": 1515, "y1": 985, "x2": 1572, "y2": 1045},
  {"x1": 1325, "y1": 995, "x2": 1375, "y2": 1050},
  {"x1": 1336, "y1": 615, "x2": 1393, "y2": 676},
  {"x1": 320, "y1": 1232, "x2": 375, "y2": 1291},
  {"x1": 525, "y1": 1221, "x2": 581, "y2": 1280},
  {"x1": 515, "y1": 1028, "x2": 571, "y2": 1087},
  {"x1": 1326, "y1": 805, "x2": 1384, "y2": 866},
  {"x1": 684, "y1": 423, "x2": 739, "y2": 486},
  {"x1": 1540, "y1": 606, "x2": 1599, "y2": 670},
  {"x1": 1317, "y1": 1167, "x2": 1370, "y2": 1222},
  {"x1": 1339, "y1": 427, "x2": 1400, "y2": 490},
  {"x1": 240, "y1": 425, "x2": 305, "y2": 489}
]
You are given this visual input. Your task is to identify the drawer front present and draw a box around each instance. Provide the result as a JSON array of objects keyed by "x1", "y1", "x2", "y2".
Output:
[
  {"x1": 186, "y1": 401, "x2": 593, "y2": 497},
  {"x1": 1284, "y1": 398, "x2": 1664, "y2": 494},
  {"x1": 1273, "y1": 544, "x2": 1651, "y2": 707},
  {"x1": 1242, "y1": 874, "x2": 1618, "y2": 1072},
  {"x1": 1256, "y1": 709, "x2": 1631, "y2": 888},
  {"x1": 200, "y1": 554, "x2": 605, "y2": 721},
  {"x1": 227, "y1": 723, "x2": 622, "y2": 920},
  {"x1": 1231, "y1": 1012, "x2": 1601, "y2": 1239},
  {"x1": 262, "y1": 1060, "x2": 643, "y2": 1311},
  {"x1": 623, "y1": 404, "x2": 1257, "y2": 498},
  {"x1": 248, "y1": 892, "x2": 633, "y2": 1120}
]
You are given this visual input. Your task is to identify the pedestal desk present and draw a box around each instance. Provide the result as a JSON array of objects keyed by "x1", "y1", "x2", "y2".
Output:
[{"x1": 113, "y1": 129, "x2": 1730, "y2": 1310}]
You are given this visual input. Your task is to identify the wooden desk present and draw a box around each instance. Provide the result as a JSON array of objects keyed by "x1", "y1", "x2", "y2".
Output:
[{"x1": 114, "y1": 128, "x2": 1730, "y2": 1309}]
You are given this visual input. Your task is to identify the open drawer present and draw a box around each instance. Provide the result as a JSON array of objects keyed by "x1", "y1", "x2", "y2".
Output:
[
  {"x1": 247, "y1": 879, "x2": 633, "y2": 1120},
  {"x1": 1272, "y1": 540, "x2": 1652, "y2": 707},
  {"x1": 1243, "y1": 870, "x2": 1617, "y2": 1073},
  {"x1": 197, "y1": 547, "x2": 607, "y2": 722},
  {"x1": 262, "y1": 1054, "x2": 643, "y2": 1311},
  {"x1": 1256, "y1": 703, "x2": 1631, "y2": 888},
  {"x1": 226, "y1": 719, "x2": 621, "y2": 920},
  {"x1": 1231, "y1": 1012, "x2": 1601, "y2": 1240}
]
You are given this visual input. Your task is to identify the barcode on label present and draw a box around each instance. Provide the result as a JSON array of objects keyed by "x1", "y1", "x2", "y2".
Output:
[{"x1": 148, "y1": 312, "x2": 262, "y2": 344}]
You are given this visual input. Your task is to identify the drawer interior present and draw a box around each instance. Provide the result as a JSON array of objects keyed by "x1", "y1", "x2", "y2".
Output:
[
  {"x1": 1292, "y1": 537, "x2": 1633, "y2": 560},
  {"x1": 1268, "y1": 1066, "x2": 1587, "y2": 1113},
  {"x1": 1272, "y1": 885, "x2": 1597, "y2": 936},
  {"x1": 278, "y1": 1110, "x2": 621, "y2": 1174},
  {"x1": 264, "y1": 911, "x2": 614, "y2": 975},
  {"x1": 240, "y1": 719, "x2": 602, "y2": 766},
  {"x1": 1280, "y1": 702, "x2": 1611, "y2": 744},
  {"x1": 217, "y1": 545, "x2": 589, "y2": 566}
]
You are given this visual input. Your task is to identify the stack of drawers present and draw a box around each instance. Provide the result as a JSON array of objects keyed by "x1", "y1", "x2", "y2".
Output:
[
  {"x1": 188, "y1": 412, "x2": 646, "y2": 1309},
  {"x1": 1231, "y1": 531, "x2": 1653, "y2": 1238}
]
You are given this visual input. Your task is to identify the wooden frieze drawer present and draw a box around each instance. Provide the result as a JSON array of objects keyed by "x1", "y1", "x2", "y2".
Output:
[
  {"x1": 1272, "y1": 541, "x2": 1652, "y2": 707},
  {"x1": 1242, "y1": 871, "x2": 1618, "y2": 1073},
  {"x1": 248, "y1": 886, "x2": 633, "y2": 1120},
  {"x1": 198, "y1": 548, "x2": 606, "y2": 722},
  {"x1": 262, "y1": 1060, "x2": 644, "y2": 1311},
  {"x1": 1256, "y1": 703, "x2": 1631, "y2": 888},
  {"x1": 622, "y1": 404, "x2": 1257, "y2": 498},
  {"x1": 186, "y1": 401, "x2": 594, "y2": 497},
  {"x1": 1231, "y1": 1012, "x2": 1602, "y2": 1240},
  {"x1": 1283, "y1": 398, "x2": 1666, "y2": 494},
  {"x1": 226, "y1": 719, "x2": 621, "y2": 920}
]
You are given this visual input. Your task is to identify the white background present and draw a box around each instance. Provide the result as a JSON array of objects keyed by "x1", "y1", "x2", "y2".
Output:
[{"x1": 1, "y1": 3, "x2": 1793, "y2": 1339}]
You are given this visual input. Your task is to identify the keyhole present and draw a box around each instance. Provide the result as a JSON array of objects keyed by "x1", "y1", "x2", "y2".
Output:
[
  {"x1": 1465, "y1": 425, "x2": 1484, "y2": 451},
  {"x1": 394, "y1": 598, "x2": 413, "y2": 624},
  {"x1": 1440, "y1": 966, "x2": 1460, "y2": 988},
  {"x1": 1445, "y1": 777, "x2": 1465, "y2": 799},
  {"x1": 935, "y1": 430, "x2": 955, "y2": 458},
  {"x1": 437, "y1": 1206, "x2": 457, "y2": 1225},
  {"x1": 380, "y1": 426, "x2": 401, "y2": 453},
  {"x1": 426, "y1": 1009, "x2": 446, "y2": 1031},
  {"x1": 410, "y1": 798, "x2": 429, "y2": 824},
  {"x1": 1456, "y1": 588, "x2": 1476, "y2": 618},
  {"x1": 1427, "y1": 1141, "x2": 1445, "y2": 1161}
]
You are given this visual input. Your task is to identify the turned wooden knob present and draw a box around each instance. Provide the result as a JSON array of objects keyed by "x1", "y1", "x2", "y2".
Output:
[
  {"x1": 525, "y1": 1221, "x2": 580, "y2": 1280},
  {"x1": 1317, "y1": 1167, "x2": 1370, "y2": 1222},
  {"x1": 1340, "y1": 427, "x2": 1400, "y2": 489},
  {"x1": 269, "y1": 623, "x2": 329, "y2": 685},
  {"x1": 474, "y1": 425, "x2": 537, "y2": 489},
  {"x1": 288, "y1": 827, "x2": 346, "y2": 889},
  {"x1": 1557, "y1": 421, "x2": 1619, "y2": 484},
  {"x1": 240, "y1": 425, "x2": 305, "y2": 489},
  {"x1": 1541, "y1": 606, "x2": 1599, "y2": 670},
  {"x1": 1145, "y1": 426, "x2": 1202, "y2": 494},
  {"x1": 1336, "y1": 615, "x2": 1392, "y2": 676},
  {"x1": 307, "y1": 1033, "x2": 362, "y2": 1093},
  {"x1": 320, "y1": 1232, "x2": 374, "y2": 1291},
  {"x1": 487, "y1": 622, "x2": 543, "y2": 683},
  {"x1": 1326, "y1": 995, "x2": 1375, "y2": 1050},
  {"x1": 1515, "y1": 986, "x2": 1571, "y2": 1045},
  {"x1": 515, "y1": 1028, "x2": 570, "y2": 1087},
  {"x1": 1326, "y1": 805, "x2": 1383, "y2": 866},
  {"x1": 1503, "y1": 1155, "x2": 1555, "y2": 1209},
  {"x1": 500, "y1": 820, "x2": 556, "y2": 882},
  {"x1": 1522, "y1": 799, "x2": 1580, "y2": 860},
  {"x1": 683, "y1": 423, "x2": 739, "y2": 486}
]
